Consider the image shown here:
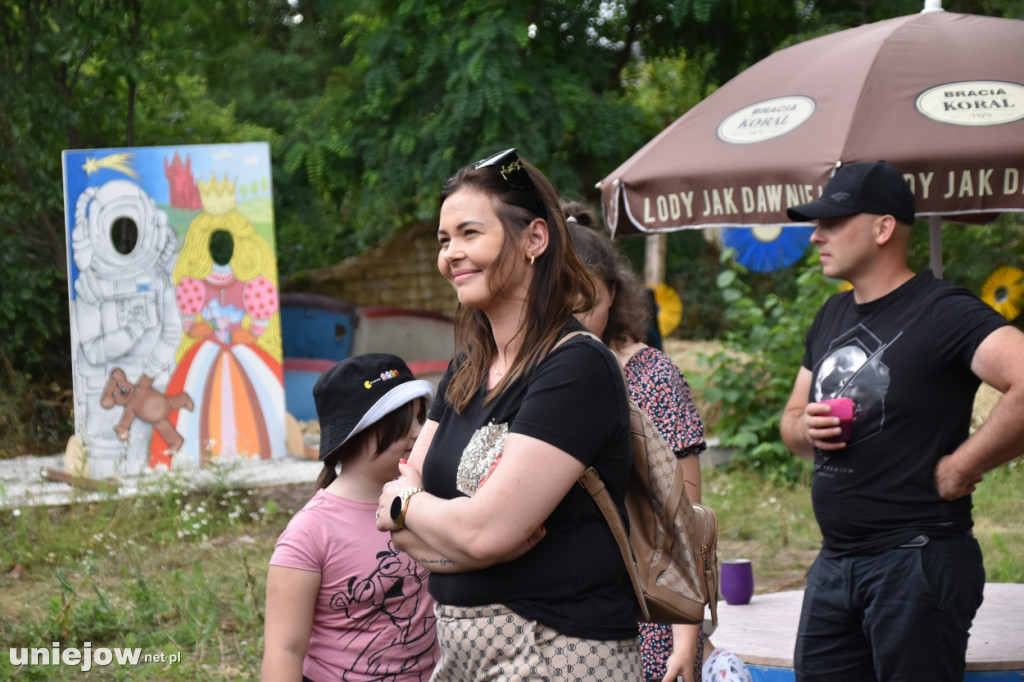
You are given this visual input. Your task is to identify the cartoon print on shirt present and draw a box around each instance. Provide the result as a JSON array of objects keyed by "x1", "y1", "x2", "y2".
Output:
[
  {"x1": 813, "y1": 324, "x2": 902, "y2": 450},
  {"x1": 329, "y1": 540, "x2": 435, "y2": 680}
]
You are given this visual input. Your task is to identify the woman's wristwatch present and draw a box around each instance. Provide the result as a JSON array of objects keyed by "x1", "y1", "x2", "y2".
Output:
[{"x1": 390, "y1": 487, "x2": 425, "y2": 530}]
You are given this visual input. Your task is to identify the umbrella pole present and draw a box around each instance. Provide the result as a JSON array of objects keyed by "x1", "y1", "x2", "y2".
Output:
[
  {"x1": 929, "y1": 216, "x2": 943, "y2": 279},
  {"x1": 644, "y1": 233, "x2": 667, "y2": 286}
]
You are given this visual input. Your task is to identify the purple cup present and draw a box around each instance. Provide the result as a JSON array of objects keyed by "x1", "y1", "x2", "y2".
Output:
[
  {"x1": 720, "y1": 558, "x2": 754, "y2": 605},
  {"x1": 821, "y1": 397, "x2": 855, "y2": 443}
]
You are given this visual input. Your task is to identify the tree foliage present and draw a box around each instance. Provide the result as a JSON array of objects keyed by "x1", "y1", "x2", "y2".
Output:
[
  {"x1": 282, "y1": 1, "x2": 654, "y2": 246},
  {"x1": 2, "y1": 0, "x2": 1022, "y2": 455},
  {"x1": 0, "y1": 0, "x2": 276, "y2": 453},
  {"x1": 698, "y1": 251, "x2": 837, "y2": 486}
]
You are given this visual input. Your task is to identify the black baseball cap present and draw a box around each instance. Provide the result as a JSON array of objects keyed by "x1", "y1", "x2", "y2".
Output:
[
  {"x1": 313, "y1": 353, "x2": 434, "y2": 461},
  {"x1": 787, "y1": 161, "x2": 916, "y2": 226}
]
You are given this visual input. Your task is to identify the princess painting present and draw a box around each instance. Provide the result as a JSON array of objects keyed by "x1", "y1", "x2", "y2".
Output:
[{"x1": 152, "y1": 174, "x2": 285, "y2": 467}]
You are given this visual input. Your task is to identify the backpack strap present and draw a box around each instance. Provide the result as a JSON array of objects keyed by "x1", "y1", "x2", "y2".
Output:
[
  {"x1": 578, "y1": 467, "x2": 650, "y2": 622},
  {"x1": 552, "y1": 330, "x2": 650, "y2": 620},
  {"x1": 550, "y1": 329, "x2": 598, "y2": 351}
]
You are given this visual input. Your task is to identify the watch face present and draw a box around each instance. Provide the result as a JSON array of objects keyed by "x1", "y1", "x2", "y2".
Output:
[{"x1": 390, "y1": 494, "x2": 403, "y2": 521}]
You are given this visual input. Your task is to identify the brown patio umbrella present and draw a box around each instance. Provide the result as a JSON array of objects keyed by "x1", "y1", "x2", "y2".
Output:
[{"x1": 599, "y1": 6, "x2": 1024, "y2": 275}]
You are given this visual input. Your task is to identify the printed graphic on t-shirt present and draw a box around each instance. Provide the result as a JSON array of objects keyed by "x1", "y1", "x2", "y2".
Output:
[
  {"x1": 328, "y1": 539, "x2": 436, "y2": 679},
  {"x1": 813, "y1": 324, "x2": 902, "y2": 449}
]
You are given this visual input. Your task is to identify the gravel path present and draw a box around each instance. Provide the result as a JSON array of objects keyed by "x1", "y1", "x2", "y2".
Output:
[{"x1": 0, "y1": 452, "x2": 321, "y2": 510}]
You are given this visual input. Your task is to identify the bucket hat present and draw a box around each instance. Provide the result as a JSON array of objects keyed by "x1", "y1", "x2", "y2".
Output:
[{"x1": 314, "y1": 353, "x2": 434, "y2": 460}]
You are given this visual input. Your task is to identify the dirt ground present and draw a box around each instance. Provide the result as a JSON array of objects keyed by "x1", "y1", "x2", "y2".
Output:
[{"x1": 717, "y1": 541, "x2": 816, "y2": 595}]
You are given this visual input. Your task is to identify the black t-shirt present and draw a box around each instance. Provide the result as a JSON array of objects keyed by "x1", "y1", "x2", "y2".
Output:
[
  {"x1": 803, "y1": 271, "x2": 1007, "y2": 557},
  {"x1": 423, "y1": 324, "x2": 637, "y2": 640}
]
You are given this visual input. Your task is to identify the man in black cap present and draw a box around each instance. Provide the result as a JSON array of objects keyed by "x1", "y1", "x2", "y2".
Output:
[{"x1": 779, "y1": 160, "x2": 1024, "y2": 682}]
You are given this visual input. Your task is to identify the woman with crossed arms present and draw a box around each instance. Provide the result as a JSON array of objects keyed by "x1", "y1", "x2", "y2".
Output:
[{"x1": 375, "y1": 149, "x2": 641, "y2": 680}]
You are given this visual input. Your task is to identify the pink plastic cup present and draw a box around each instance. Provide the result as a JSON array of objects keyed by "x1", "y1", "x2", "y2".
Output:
[{"x1": 821, "y1": 397, "x2": 855, "y2": 443}]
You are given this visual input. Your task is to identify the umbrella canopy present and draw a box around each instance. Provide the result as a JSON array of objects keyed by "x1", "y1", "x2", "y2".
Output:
[{"x1": 600, "y1": 9, "x2": 1024, "y2": 244}]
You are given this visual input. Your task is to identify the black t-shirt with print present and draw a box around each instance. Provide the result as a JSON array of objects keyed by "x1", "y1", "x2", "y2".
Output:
[
  {"x1": 423, "y1": 322, "x2": 636, "y2": 640},
  {"x1": 803, "y1": 271, "x2": 1007, "y2": 557}
]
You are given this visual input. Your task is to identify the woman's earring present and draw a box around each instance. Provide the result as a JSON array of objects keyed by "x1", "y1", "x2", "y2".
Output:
[{"x1": 530, "y1": 254, "x2": 536, "y2": 266}]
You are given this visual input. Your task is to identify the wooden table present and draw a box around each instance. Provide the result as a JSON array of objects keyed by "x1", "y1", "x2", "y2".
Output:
[{"x1": 710, "y1": 583, "x2": 1024, "y2": 681}]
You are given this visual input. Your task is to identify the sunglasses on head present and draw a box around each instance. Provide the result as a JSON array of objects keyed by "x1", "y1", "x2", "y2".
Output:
[{"x1": 474, "y1": 148, "x2": 539, "y2": 195}]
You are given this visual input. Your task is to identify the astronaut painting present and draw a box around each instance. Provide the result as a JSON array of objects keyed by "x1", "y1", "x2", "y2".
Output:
[{"x1": 62, "y1": 143, "x2": 285, "y2": 478}]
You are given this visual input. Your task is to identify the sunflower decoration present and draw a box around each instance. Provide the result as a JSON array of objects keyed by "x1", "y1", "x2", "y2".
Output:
[
  {"x1": 651, "y1": 283, "x2": 683, "y2": 337},
  {"x1": 720, "y1": 225, "x2": 814, "y2": 273},
  {"x1": 980, "y1": 266, "x2": 1024, "y2": 321}
]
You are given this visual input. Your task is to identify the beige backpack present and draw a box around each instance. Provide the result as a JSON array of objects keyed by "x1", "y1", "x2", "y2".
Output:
[{"x1": 563, "y1": 332, "x2": 720, "y2": 625}]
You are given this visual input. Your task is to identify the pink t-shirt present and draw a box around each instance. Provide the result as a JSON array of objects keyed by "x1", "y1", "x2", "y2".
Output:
[{"x1": 270, "y1": 490, "x2": 438, "y2": 681}]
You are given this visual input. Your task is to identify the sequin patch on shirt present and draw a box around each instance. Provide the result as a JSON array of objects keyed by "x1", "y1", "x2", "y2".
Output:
[{"x1": 455, "y1": 422, "x2": 509, "y2": 496}]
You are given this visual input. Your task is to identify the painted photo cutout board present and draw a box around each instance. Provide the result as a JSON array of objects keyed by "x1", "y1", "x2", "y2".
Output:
[{"x1": 63, "y1": 142, "x2": 285, "y2": 477}]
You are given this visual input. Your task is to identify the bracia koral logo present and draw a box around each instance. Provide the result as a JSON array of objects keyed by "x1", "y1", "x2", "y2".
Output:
[
  {"x1": 916, "y1": 81, "x2": 1024, "y2": 126},
  {"x1": 717, "y1": 96, "x2": 816, "y2": 144}
]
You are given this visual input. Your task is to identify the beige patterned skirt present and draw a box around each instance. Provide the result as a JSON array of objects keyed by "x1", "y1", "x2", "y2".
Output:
[{"x1": 430, "y1": 603, "x2": 641, "y2": 681}]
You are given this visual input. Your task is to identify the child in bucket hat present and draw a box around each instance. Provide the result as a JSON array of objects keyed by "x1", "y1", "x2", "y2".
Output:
[{"x1": 263, "y1": 353, "x2": 439, "y2": 681}]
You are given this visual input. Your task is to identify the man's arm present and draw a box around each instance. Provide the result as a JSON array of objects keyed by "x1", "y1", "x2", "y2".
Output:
[
  {"x1": 934, "y1": 325, "x2": 1024, "y2": 500},
  {"x1": 780, "y1": 367, "x2": 847, "y2": 459}
]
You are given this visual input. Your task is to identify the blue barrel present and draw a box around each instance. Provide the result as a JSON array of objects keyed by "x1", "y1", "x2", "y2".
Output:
[{"x1": 280, "y1": 293, "x2": 355, "y2": 360}]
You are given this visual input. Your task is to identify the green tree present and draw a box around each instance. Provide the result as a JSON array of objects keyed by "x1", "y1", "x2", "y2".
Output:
[
  {"x1": 0, "y1": 0, "x2": 273, "y2": 454},
  {"x1": 3, "y1": 0, "x2": 1021, "y2": 457},
  {"x1": 699, "y1": 252, "x2": 838, "y2": 486},
  {"x1": 281, "y1": 1, "x2": 653, "y2": 251},
  {"x1": 181, "y1": 0, "x2": 356, "y2": 273}
]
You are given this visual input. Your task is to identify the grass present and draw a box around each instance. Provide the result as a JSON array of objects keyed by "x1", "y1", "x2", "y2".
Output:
[
  {"x1": 0, "y1": 469, "x2": 300, "y2": 680},
  {"x1": 702, "y1": 459, "x2": 1024, "y2": 595},
  {"x1": 1, "y1": 344, "x2": 1021, "y2": 680},
  {"x1": 2, "y1": 459, "x2": 1021, "y2": 680},
  {"x1": 702, "y1": 466, "x2": 821, "y2": 594},
  {"x1": 972, "y1": 459, "x2": 1024, "y2": 582}
]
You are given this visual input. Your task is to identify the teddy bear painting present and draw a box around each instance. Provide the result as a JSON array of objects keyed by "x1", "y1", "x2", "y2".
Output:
[{"x1": 100, "y1": 368, "x2": 194, "y2": 454}]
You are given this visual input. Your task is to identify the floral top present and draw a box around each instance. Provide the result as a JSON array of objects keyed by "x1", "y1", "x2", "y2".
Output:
[
  {"x1": 623, "y1": 346, "x2": 706, "y2": 458},
  {"x1": 626, "y1": 345, "x2": 707, "y2": 681}
]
